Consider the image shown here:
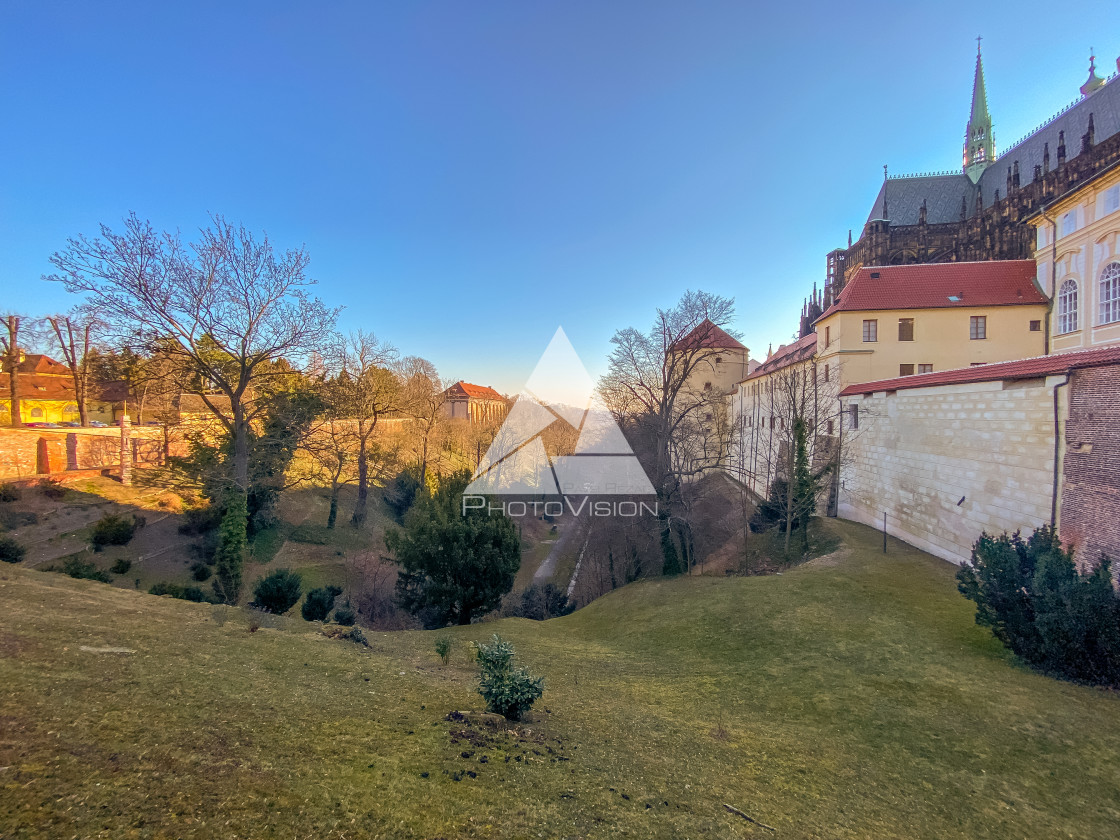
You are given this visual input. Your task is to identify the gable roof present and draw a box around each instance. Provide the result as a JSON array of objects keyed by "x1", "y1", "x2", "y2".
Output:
[
  {"x1": 816, "y1": 260, "x2": 1045, "y2": 321},
  {"x1": 445, "y1": 381, "x2": 504, "y2": 401},
  {"x1": 744, "y1": 333, "x2": 818, "y2": 381},
  {"x1": 0, "y1": 374, "x2": 76, "y2": 401},
  {"x1": 840, "y1": 344, "x2": 1120, "y2": 397},
  {"x1": 672, "y1": 319, "x2": 747, "y2": 351},
  {"x1": 0, "y1": 354, "x2": 71, "y2": 377},
  {"x1": 866, "y1": 173, "x2": 977, "y2": 226}
]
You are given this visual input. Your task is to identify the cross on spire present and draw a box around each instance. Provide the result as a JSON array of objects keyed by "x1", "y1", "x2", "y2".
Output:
[{"x1": 976, "y1": 34, "x2": 982, "y2": 54}]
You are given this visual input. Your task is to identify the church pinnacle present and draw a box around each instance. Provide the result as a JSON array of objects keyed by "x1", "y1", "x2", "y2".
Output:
[{"x1": 963, "y1": 37, "x2": 995, "y2": 184}]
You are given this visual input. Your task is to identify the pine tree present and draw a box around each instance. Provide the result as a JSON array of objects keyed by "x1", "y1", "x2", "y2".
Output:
[{"x1": 387, "y1": 470, "x2": 520, "y2": 626}]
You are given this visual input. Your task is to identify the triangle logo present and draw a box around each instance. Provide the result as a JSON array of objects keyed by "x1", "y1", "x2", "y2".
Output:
[{"x1": 466, "y1": 327, "x2": 656, "y2": 496}]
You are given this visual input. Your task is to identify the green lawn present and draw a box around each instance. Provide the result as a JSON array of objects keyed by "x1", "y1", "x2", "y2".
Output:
[{"x1": 2, "y1": 518, "x2": 1119, "y2": 839}]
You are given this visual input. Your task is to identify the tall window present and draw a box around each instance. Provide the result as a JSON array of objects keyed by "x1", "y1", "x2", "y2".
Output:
[
  {"x1": 848, "y1": 404, "x2": 859, "y2": 430},
  {"x1": 898, "y1": 318, "x2": 914, "y2": 341},
  {"x1": 1100, "y1": 262, "x2": 1120, "y2": 325},
  {"x1": 824, "y1": 325, "x2": 831, "y2": 347},
  {"x1": 862, "y1": 319, "x2": 878, "y2": 342},
  {"x1": 970, "y1": 316, "x2": 987, "y2": 340},
  {"x1": 1104, "y1": 185, "x2": 1120, "y2": 215},
  {"x1": 1057, "y1": 279, "x2": 1079, "y2": 334},
  {"x1": 899, "y1": 363, "x2": 915, "y2": 376},
  {"x1": 1061, "y1": 211, "x2": 1077, "y2": 237}
]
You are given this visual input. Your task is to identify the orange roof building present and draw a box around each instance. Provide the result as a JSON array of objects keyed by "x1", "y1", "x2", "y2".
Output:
[{"x1": 443, "y1": 381, "x2": 507, "y2": 423}]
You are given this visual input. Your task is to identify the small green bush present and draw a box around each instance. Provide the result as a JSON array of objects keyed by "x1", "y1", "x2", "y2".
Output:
[
  {"x1": 39, "y1": 479, "x2": 67, "y2": 500},
  {"x1": 90, "y1": 514, "x2": 136, "y2": 551},
  {"x1": 0, "y1": 535, "x2": 25, "y2": 564},
  {"x1": 191, "y1": 561, "x2": 213, "y2": 581},
  {"x1": 109, "y1": 558, "x2": 132, "y2": 575},
  {"x1": 332, "y1": 603, "x2": 356, "y2": 626},
  {"x1": 251, "y1": 568, "x2": 303, "y2": 615},
  {"x1": 0, "y1": 483, "x2": 22, "y2": 503},
  {"x1": 435, "y1": 635, "x2": 453, "y2": 665},
  {"x1": 62, "y1": 557, "x2": 111, "y2": 582},
  {"x1": 149, "y1": 582, "x2": 215, "y2": 603},
  {"x1": 301, "y1": 585, "x2": 342, "y2": 622},
  {"x1": 178, "y1": 505, "x2": 222, "y2": 535},
  {"x1": 0, "y1": 509, "x2": 37, "y2": 530},
  {"x1": 476, "y1": 634, "x2": 544, "y2": 721},
  {"x1": 514, "y1": 583, "x2": 575, "y2": 621}
]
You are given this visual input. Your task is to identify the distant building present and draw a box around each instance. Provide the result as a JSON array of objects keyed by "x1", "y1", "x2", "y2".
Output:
[
  {"x1": 673, "y1": 319, "x2": 753, "y2": 397},
  {"x1": 1026, "y1": 154, "x2": 1120, "y2": 352},
  {"x1": 814, "y1": 261, "x2": 1049, "y2": 386},
  {"x1": 668, "y1": 319, "x2": 754, "y2": 477},
  {"x1": 443, "y1": 382, "x2": 507, "y2": 423},
  {"x1": 0, "y1": 353, "x2": 115, "y2": 425}
]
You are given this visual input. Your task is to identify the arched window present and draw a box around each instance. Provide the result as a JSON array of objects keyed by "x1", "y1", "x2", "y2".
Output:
[
  {"x1": 1057, "y1": 279, "x2": 1078, "y2": 334},
  {"x1": 30, "y1": 407, "x2": 44, "y2": 418},
  {"x1": 1101, "y1": 262, "x2": 1120, "y2": 325},
  {"x1": 63, "y1": 404, "x2": 78, "y2": 415}
]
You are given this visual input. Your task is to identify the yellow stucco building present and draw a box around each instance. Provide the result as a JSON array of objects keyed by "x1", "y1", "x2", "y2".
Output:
[
  {"x1": 813, "y1": 261, "x2": 1049, "y2": 387},
  {"x1": 1029, "y1": 163, "x2": 1120, "y2": 352},
  {"x1": 0, "y1": 353, "x2": 115, "y2": 425}
]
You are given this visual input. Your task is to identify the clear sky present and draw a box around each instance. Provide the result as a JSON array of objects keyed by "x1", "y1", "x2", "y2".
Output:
[{"x1": 1, "y1": 1, "x2": 1117, "y2": 392}]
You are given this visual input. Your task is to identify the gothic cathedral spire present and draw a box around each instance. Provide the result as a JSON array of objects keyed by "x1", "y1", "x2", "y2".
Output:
[{"x1": 963, "y1": 37, "x2": 995, "y2": 184}]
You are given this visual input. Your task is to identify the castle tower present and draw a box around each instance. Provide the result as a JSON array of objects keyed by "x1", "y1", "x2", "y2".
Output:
[{"x1": 963, "y1": 39, "x2": 995, "y2": 184}]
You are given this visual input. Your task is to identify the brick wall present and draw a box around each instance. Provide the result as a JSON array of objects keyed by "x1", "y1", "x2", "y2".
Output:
[
  {"x1": 1059, "y1": 365, "x2": 1120, "y2": 566},
  {"x1": 838, "y1": 377, "x2": 1062, "y2": 564},
  {"x1": 0, "y1": 427, "x2": 183, "y2": 481}
]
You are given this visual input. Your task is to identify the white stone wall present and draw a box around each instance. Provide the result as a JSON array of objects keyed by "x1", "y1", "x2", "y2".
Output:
[{"x1": 839, "y1": 376, "x2": 1066, "y2": 564}]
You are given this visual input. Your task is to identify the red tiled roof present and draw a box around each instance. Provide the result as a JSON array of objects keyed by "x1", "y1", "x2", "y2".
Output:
[
  {"x1": 0, "y1": 373, "x2": 76, "y2": 401},
  {"x1": 815, "y1": 260, "x2": 1046, "y2": 321},
  {"x1": 840, "y1": 345, "x2": 1120, "y2": 397},
  {"x1": 672, "y1": 319, "x2": 747, "y2": 351},
  {"x1": 446, "y1": 381, "x2": 504, "y2": 401},
  {"x1": 744, "y1": 333, "x2": 818, "y2": 381},
  {"x1": 17, "y1": 354, "x2": 71, "y2": 376}
]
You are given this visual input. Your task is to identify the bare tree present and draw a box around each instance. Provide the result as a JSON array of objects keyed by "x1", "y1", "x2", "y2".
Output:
[
  {"x1": 728, "y1": 355, "x2": 845, "y2": 556},
  {"x1": 395, "y1": 356, "x2": 449, "y2": 483},
  {"x1": 46, "y1": 312, "x2": 98, "y2": 426},
  {"x1": 45, "y1": 213, "x2": 340, "y2": 493},
  {"x1": 313, "y1": 331, "x2": 401, "y2": 527},
  {"x1": 600, "y1": 290, "x2": 738, "y2": 575},
  {"x1": 0, "y1": 315, "x2": 24, "y2": 427}
]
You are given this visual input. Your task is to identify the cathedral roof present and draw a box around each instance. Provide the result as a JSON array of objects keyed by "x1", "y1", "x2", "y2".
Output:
[
  {"x1": 866, "y1": 174, "x2": 977, "y2": 226},
  {"x1": 977, "y1": 73, "x2": 1120, "y2": 200},
  {"x1": 863, "y1": 60, "x2": 1120, "y2": 230}
]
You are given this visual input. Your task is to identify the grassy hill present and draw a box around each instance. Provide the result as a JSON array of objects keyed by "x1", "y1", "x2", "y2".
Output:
[{"x1": 2, "y1": 519, "x2": 1119, "y2": 839}]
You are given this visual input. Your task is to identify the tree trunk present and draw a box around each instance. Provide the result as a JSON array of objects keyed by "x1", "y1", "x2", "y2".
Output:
[
  {"x1": 784, "y1": 472, "x2": 794, "y2": 556},
  {"x1": 4, "y1": 317, "x2": 21, "y2": 427},
  {"x1": 327, "y1": 484, "x2": 339, "y2": 529},
  {"x1": 351, "y1": 435, "x2": 369, "y2": 527},
  {"x1": 6, "y1": 362, "x2": 19, "y2": 427},
  {"x1": 231, "y1": 406, "x2": 250, "y2": 492}
]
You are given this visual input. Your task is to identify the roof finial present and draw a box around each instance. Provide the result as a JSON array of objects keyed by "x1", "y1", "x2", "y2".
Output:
[
  {"x1": 1081, "y1": 48, "x2": 1105, "y2": 97},
  {"x1": 976, "y1": 34, "x2": 982, "y2": 55}
]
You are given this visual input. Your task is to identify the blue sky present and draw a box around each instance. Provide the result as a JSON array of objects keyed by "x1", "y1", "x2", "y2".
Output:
[{"x1": 1, "y1": 1, "x2": 1116, "y2": 392}]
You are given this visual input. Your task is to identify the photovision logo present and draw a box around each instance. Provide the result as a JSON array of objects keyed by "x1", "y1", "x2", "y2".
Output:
[{"x1": 462, "y1": 327, "x2": 657, "y2": 518}]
